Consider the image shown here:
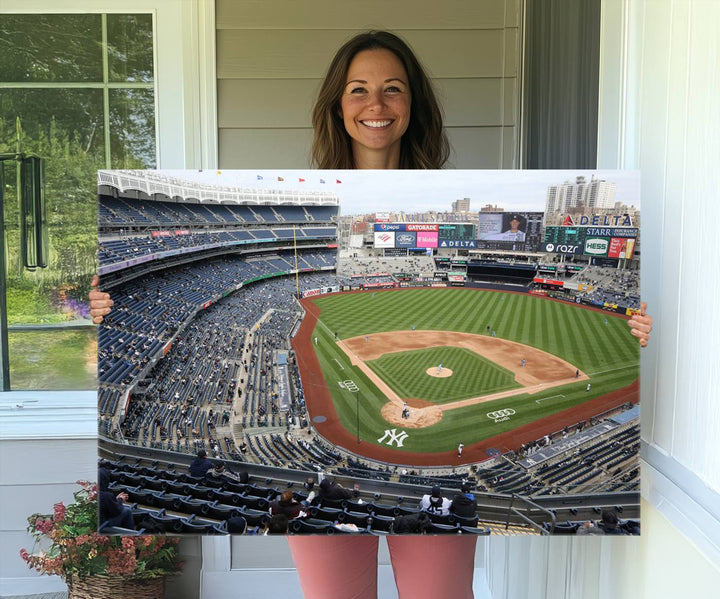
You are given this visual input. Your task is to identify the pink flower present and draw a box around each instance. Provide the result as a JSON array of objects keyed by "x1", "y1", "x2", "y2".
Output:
[
  {"x1": 53, "y1": 503, "x2": 66, "y2": 522},
  {"x1": 107, "y1": 547, "x2": 137, "y2": 576},
  {"x1": 121, "y1": 536, "x2": 135, "y2": 549},
  {"x1": 19, "y1": 548, "x2": 29, "y2": 562},
  {"x1": 34, "y1": 518, "x2": 53, "y2": 534}
]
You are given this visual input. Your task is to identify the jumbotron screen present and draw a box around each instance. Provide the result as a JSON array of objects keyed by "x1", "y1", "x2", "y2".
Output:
[
  {"x1": 476, "y1": 212, "x2": 544, "y2": 251},
  {"x1": 542, "y1": 226, "x2": 638, "y2": 257}
]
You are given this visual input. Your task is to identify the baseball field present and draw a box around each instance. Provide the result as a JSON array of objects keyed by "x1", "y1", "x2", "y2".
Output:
[{"x1": 293, "y1": 287, "x2": 639, "y2": 465}]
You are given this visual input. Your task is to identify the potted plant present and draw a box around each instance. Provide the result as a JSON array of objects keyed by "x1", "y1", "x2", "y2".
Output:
[{"x1": 20, "y1": 480, "x2": 183, "y2": 599}]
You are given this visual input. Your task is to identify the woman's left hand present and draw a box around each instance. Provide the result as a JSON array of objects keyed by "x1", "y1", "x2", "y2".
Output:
[{"x1": 628, "y1": 301, "x2": 653, "y2": 348}]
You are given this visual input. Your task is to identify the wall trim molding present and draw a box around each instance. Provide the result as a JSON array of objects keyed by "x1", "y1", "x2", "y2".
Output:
[
  {"x1": 0, "y1": 391, "x2": 96, "y2": 440},
  {"x1": 641, "y1": 443, "x2": 720, "y2": 567}
]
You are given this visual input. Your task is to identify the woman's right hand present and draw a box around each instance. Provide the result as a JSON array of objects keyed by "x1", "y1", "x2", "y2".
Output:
[{"x1": 89, "y1": 274, "x2": 113, "y2": 324}]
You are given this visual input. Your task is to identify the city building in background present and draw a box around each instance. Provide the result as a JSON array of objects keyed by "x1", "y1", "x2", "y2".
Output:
[{"x1": 545, "y1": 175, "x2": 616, "y2": 213}]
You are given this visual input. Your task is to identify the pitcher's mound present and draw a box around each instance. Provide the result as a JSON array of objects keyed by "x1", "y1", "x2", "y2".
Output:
[{"x1": 426, "y1": 367, "x2": 453, "y2": 378}]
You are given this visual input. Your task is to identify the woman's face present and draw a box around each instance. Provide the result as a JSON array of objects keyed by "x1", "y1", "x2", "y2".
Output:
[{"x1": 340, "y1": 49, "x2": 411, "y2": 166}]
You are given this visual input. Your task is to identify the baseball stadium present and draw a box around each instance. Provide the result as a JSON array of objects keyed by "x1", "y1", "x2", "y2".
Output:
[{"x1": 97, "y1": 170, "x2": 641, "y2": 536}]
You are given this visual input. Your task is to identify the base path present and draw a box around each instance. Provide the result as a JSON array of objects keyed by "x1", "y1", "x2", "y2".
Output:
[{"x1": 338, "y1": 330, "x2": 586, "y2": 429}]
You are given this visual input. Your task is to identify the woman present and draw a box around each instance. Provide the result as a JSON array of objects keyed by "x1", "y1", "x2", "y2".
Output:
[
  {"x1": 90, "y1": 30, "x2": 653, "y2": 598},
  {"x1": 311, "y1": 30, "x2": 448, "y2": 170}
]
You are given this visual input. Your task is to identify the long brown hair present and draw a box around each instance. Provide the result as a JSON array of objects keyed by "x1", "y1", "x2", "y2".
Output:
[{"x1": 311, "y1": 31, "x2": 449, "y2": 170}]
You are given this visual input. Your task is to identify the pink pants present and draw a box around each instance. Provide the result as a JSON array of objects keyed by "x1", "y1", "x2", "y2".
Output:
[{"x1": 288, "y1": 536, "x2": 477, "y2": 599}]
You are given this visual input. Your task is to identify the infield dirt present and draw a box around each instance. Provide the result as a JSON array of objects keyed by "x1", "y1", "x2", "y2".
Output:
[{"x1": 338, "y1": 330, "x2": 587, "y2": 428}]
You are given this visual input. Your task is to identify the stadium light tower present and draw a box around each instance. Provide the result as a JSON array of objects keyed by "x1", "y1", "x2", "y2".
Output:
[{"x1": 356, "y1": 390, "x2": 360, "y2": 444}]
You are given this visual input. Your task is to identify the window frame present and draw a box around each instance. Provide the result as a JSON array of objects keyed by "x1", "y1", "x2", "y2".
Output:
[
  {"x1": 597, "y1": 0, "x2": 720, "y2": 567},
  {"x1": 0, "y1": 1, "x2": 216, "y2": 396},
  {"x1": 1, "y1": 0, "x2": 218, "y2": 170}
]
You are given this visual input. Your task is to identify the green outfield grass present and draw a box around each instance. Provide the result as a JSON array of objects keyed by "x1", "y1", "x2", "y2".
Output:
[
  {"x1": 309, "y1": 288, "x2": 639, "y2": 455},
  {"x1": 367, "y1": 346, "x2": 520, "y2": 403}
]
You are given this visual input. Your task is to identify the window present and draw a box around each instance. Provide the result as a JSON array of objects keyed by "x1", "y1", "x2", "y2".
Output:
[{"x1": 0, "y1": 13, "x2": 156, "y2": 389}]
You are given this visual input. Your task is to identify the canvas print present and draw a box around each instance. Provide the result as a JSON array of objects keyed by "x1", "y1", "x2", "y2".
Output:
[{"x1": 97, "y1": 169, "x2": 641, "y2": 536}]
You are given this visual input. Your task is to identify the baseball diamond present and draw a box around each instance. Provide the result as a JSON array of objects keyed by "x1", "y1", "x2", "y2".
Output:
[{"x1": 292, "y1": 287, "x2": 639, "y2": 465}]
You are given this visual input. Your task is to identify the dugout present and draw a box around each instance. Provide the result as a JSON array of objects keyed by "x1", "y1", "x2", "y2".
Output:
[{"x1": 466, "y1": 261, "x2": 537, "y2": 285}]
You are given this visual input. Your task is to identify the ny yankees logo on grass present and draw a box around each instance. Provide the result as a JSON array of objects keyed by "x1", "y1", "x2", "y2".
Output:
[{"x1": 378, "y1": 428, "x2": 409, "y2": 447}]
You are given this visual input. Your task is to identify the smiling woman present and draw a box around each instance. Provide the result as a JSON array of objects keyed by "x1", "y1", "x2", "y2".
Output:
[
  {"x1": 340, "y1": 48, "x2": 412, "y2": 168},
  {"x1": 311, "y1": 30, "x2": 449, "y2": 170}
]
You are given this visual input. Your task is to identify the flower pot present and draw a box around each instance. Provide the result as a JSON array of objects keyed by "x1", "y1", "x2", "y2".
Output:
[{"x1": 67, "y1": 575, "x2": 165, "y2": 599}]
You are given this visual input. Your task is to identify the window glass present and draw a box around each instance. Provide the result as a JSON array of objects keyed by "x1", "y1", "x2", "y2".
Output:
[
  {"x1": 107, "y1": 14, "x2": 154, "y2": 83},
  {"x1": 109, "y1": 88, "x2": 156, "y2": 168},
  {"x1": 0, "y1": 14, "x2": 103, "y2": 82},
  {"x1": 9, "y1": 330, "x2": 98, "y2": 389}
]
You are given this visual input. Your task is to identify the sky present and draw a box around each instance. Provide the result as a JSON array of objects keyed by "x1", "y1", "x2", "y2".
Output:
[{"x1": 154, "y1": 169, "x2": 641, "y2": 216}]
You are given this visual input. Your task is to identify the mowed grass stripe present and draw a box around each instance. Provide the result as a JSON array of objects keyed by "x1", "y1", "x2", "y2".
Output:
[
  {"x1": 535, "y1": 294, "x2": 553, "y2": 351},
  {"x1": 309, "y1": 289, "x2": 639, "y2": 452},
  {"x1": 367, "y1": 347, "x2": 520, "y2": 403}
]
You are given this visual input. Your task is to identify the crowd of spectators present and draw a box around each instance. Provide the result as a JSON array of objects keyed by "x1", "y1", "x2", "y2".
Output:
[
  {"x1": 335, "y1": 253, "x2": 435, "y2": 278},
  {"x1": 570, "y1": 265, "x2": 641, "y2": 308}
]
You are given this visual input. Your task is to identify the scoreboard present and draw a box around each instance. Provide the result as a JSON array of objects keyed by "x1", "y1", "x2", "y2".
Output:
[
  {"x1": 543, "y1": 226, "x2": 639, "y2": 257},
  {"x1": 542, "y1": 228, "x2": 587, "y2": 255}
]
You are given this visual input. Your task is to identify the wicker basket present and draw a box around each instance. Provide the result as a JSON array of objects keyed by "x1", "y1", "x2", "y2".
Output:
[{"x1": 67, "y1": 575, "x2": 165, "y2": 599}]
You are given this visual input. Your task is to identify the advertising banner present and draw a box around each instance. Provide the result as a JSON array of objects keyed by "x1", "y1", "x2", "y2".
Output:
[
  {"x1": 577, "y1": 214, "x2": 634, "y2": 227},
  {"x1": 383, "y1": 248, "x2": 408, "y2": 257},
  {"x1": 584, "y1": 237, "x2": 610, "y2": 256},
  {"x1": 394, "y1": 231, "x2": 417, "y2": 248},
  {"x1": 374, "y1": 223, "x2": 403, "y2": 232},
  {"x1": 438, "y1": 239, "x2": 477, "y2": 248},
  {"x1": 544, "y1": 226, "x2": 637, "y2": 257},
  {"x1": 585, "y1": 227, "x2": 638, "y2": 238},
  {"x1": 607, "y1": 237, "x2": 636, "y2": 259},
  {"x1": 407, "y1": 223, "x2": 438, "y2": 232},
  {"x1": 374, "y1": 231, "x2": 395, "y2": 248},
  {"x1": 533, "y1": 277, "x2": 564, "y2": 287},
  {"x1": 541, "y1": 242, "x2": 584, "y2": 255},
  {"x1": 416, "y1": 231, "x2": 438, "y2": 248}
]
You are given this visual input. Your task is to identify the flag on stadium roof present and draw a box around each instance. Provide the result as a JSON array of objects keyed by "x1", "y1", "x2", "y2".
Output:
[
  {"x1": 336, "y1": 179, "x2": 342, "y2": 184},
  {"x1": 277, "y1": 176, "x2": 284, "y2": 181},
  {"x1": 257, "y1": 175, "x2": 263, "y2": 180},
  {"x1": 299, "y1": 178, "x2": 305, "y2": 182},
  {"x1": 320, "y1": 179, "x2": 326, "y2": 184}
]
